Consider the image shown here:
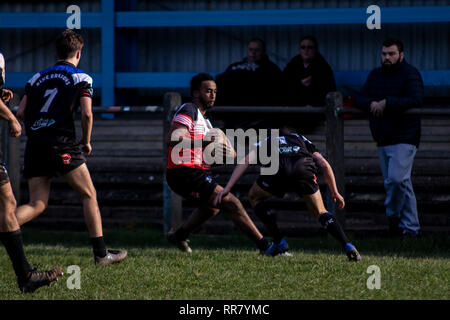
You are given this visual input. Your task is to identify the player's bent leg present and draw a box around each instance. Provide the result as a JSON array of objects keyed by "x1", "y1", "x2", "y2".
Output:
[
  {"x1": 183, "y1": 205, "x2": 220, "y2": 233},
  {"x1": 167, "y1": 205, "x2": 219, "y2": 253},
  {"x1": 63, "y1": 164, "x2": 102, "y2": 238},
  {"x1": 64, "y1": 164, "x2": 127, "y2": 265},
  {"x1": 248, "y1": 182, "x2": 290, "y2": 256},
  {"x1": 302, "y1": 189, "x2": 328, "y2": 219},
  {"x1": 212, "y1": 185, "x2": 270, "y2": 252},
  {"x1": 0, "y1": 181, "x2": 63, "y2": 292},
  {"x1": 0, "y1": 182, "x2": 19, "y2": 232},
  {"x1": 16, "y1": 177, "x2": 51, "y2": 226},
  {"x1": 304, "y1": 190, "x2": 361, "y2": 262},
  {"x1": 248, "y1": 182, "x2": 272, "y2": 208}
]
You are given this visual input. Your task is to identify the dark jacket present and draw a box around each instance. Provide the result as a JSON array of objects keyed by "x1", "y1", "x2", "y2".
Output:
[
  {"x1": 282, "y1": 53, "x2": 336, "y2": 106},
  {"x1": 354, "y1": 60, "x2": 424, "y2": 147},
  {"x1": 215, "y1": 55, "x2": 281, "y2": 106}
]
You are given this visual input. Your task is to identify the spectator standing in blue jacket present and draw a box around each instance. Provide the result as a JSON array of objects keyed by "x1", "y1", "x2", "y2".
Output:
[{"x1": 355, "y1": 39, "x2": 424, "y2": 237}]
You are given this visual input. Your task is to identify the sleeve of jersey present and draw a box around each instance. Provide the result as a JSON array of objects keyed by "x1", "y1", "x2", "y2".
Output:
[
  {"x1": 253, "y1": 137, "x2": 271, "y2": 158},
  {"x1": 172, "y1": 105, "x2": 195, "y2": 130},
  {"x1": 303, "y1": 136, "x2": 318, "y2": 154},
  {"x1": 80, "y1": 82, "x2": 93, "y2": 98},
  {"x1": 72, "y1": 73, "x2": 94, "y2": 98}
]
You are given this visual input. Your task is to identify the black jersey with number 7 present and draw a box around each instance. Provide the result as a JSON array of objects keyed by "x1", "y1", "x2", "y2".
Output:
[{"x1": 24, "y1": 61, "x2": 93, "y2": 143}]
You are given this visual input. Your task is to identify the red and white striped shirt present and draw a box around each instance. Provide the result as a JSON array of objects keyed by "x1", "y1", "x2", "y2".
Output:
[{"x1": 167, "y1": 102, "x2": 213, "y2": 170}]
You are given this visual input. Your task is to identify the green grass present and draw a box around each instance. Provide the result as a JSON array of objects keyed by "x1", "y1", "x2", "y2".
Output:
[{"x1": 0, "y1": 226, "x2": 449, "y2": 300}]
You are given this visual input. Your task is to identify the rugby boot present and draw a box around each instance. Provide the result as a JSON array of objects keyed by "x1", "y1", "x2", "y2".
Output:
[
  {"x1": 167, "y1": 230, "x2": 192, "y2": 253},
  {"x1": 95, "y1": 249, "x2": 128, "y2": 266},
  {"x1": 265, "y1": 238, "x2": 292, "y2": 257},
  {"x1": 19, "y1": 266, "x2": 64, "y2": 293},
  {"x1": 345, "y1": 243, "x2": 361, "y2": 262}
]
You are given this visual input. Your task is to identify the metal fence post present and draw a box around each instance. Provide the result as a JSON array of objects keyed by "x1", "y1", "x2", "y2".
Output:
[
  {"x1": 162, "y1": 92, "x2": 183, "y2": 234},
  {"x1": 325, "y1": 91, "x2": 346, "y2": 228}
]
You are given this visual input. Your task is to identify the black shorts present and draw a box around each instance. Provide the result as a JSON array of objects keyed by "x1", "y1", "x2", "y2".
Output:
[
  {"x1": 23, "y1": 140, "x2": 86, "y2": 179},
  {"x1": 257, "y1": 156, "x2": 319, "y2": 197},
  {"x1": 0, "y1": 164, "x2": 10, "y2": 186},
  {"x1": 166, "y1": 167, "x2": 218, "y2": 202}
]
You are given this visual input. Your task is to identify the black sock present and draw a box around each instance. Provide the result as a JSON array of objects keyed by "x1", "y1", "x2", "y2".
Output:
[
  {"x1": 318, "y1": 212, "x2": 349, "y2": 247},
  {"x1": 91, "y1": 236, "x2": 107, "y2": 258},
  {"x1": 254, "y1": 202, "x2": 283, "y2": 243},
  {"x1": 0, "y1": 230, "x2": 32, "y2": 283},
  {"x1": 256, "y1": 237, "x2": 270, "y2": 252},
  {"x1": 174, "y1": 227, "x2": 189, "y2": 241}
]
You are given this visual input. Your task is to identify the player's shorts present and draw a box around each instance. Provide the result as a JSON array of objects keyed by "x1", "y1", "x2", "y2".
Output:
[
  {"x1": 166, "y1": 167, "x2": 218, "y2": 202},
  {"x1": 257, "y1": 156, "x2": 319, "y2": 197},
  {"x1": 23, "y1": 140, "x2": 86, "y2": 179},
  {"x1": 0, "y1": 164, "x2": 10, "y2": 186}
]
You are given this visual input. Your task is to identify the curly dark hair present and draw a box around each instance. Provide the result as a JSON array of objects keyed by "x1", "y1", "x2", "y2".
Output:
[{"x1": 190, "y1": 73, "x2": 215, "y2": 96}]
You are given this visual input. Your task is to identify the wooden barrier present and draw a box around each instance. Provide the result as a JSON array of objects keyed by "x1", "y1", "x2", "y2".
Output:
[
  {"x1": 162, "y1": 92, "x2": 183, "y2": 234},
  {"x1": 325, "y1": 92, "x2": 346, "y2": 227},
  {"x1": 4, "y1": 92, "x2": 449, "y2": 234}
]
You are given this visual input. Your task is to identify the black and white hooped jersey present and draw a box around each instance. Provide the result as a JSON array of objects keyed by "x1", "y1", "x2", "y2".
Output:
[{"x1": 24, "y1": 61, "x2": 93, "y2": 142}]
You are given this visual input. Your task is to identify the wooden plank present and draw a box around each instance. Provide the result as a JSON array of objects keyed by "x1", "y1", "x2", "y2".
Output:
[
  {"x1": 325, "y1": 92, "x2": 346, "y2": 227},
  {"x1": 162, "y1": 92, "x2": 183, "y2": 233}
]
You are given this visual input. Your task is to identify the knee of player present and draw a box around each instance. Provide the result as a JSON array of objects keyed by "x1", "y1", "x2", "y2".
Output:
[
  {"x1": 5, "y1": 196, "x2": 17, "y2": 209},
  {"x1": 248, "y1": 190, "x2": 261, "y2": 208},
  {"x1": 78, "y1": 187, "x2": 97, "y2": 201},
  {"x1": 221, "y1": 193, "x2": 243, "y2": 213},
  {"x1": 30, "y1": 199, "x2": 48, "y2": 212}
]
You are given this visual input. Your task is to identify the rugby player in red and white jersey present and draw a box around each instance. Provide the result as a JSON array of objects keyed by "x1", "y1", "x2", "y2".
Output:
[{"x1": 166, "y1": 73, "x2": 270, "y2": 253}]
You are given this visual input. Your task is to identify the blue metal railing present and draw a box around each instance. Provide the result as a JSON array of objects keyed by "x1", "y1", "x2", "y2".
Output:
[{"x1": 1, "y1": 4, "x2": 449, "y2": 105}]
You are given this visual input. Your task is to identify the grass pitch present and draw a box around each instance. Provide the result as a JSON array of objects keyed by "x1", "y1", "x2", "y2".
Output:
[{"x1": 0, "y1": 227, "x2": 448, "y2": 300}]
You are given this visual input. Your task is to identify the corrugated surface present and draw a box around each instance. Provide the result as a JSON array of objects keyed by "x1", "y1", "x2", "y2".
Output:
[
  {"x1": 1, "y1": 1, "x2": 449, "y2": 87},
  {"x1": 0, "y1": 1, "x2": 101, "y2": 73},
  {"x1": 136, "y1": 0, "x2": 450, "y2": 72}
]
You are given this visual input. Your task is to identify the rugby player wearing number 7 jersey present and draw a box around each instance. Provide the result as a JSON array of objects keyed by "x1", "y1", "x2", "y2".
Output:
[{"x1": 15, "y1": 29, "x2": 127, "y2": 266}]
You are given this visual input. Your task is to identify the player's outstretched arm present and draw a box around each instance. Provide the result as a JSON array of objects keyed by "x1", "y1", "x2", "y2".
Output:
[
  {"x1": 213, "y1": 150, "x2": 256, "y2": 206},
  {"x1": 312, "y1": 151, "x2": 345, "y2": 210},
  {"x1": 80, "y1": 96, "x2": 93, "y2": 155}
]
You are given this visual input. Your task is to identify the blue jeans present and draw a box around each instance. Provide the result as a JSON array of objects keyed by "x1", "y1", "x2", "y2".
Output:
[{"x1": 378, "y1": 144, "x2": 420, "y2": 235}]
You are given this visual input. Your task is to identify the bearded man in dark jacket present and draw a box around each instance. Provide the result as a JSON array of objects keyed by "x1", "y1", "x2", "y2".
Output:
[{"x1": 355, "y1": 38, "x2": 424, "y2": 237}]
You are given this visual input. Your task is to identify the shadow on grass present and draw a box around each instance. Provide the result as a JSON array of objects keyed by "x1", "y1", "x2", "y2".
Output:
[{"x1": 20, "y1": 225, "x2": 450, "y2": 259}]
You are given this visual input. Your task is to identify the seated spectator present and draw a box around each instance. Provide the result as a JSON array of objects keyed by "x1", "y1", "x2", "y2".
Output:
[
  {"x1": 283, "y1": 36, "x2": 336, "y2": 107},
  {"x1": 215, "y1": 38, "x2": 281, "y2": 107},
  {"x1": 282, "y1": 36, "x2": 336, "y2": 133}
]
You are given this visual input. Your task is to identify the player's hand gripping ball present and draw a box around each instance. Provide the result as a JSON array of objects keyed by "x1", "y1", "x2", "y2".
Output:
[{"x1": 205, "y1": 128, "x2": 236, "y2": 165}]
